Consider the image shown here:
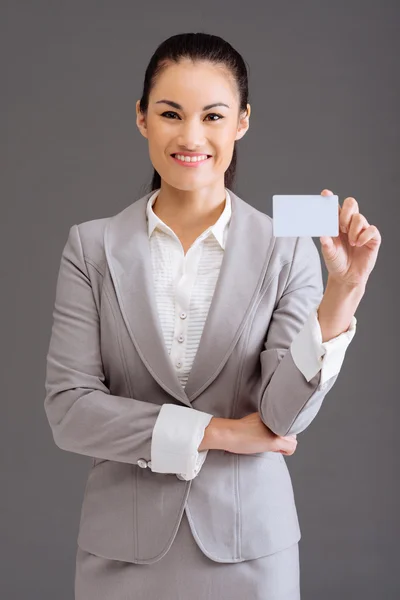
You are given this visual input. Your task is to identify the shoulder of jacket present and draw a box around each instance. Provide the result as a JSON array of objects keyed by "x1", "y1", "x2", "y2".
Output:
[{"x1": 73, "y1": 216, "x2": 110, "y2": 275}]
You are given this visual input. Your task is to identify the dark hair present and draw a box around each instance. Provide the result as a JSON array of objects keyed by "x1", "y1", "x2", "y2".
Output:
[{"x1": 138, "y1": 32, "x2": 250, "y2": 193}]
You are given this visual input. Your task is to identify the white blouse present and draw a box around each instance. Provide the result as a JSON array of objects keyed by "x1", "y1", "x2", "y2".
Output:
[{"x1": 145, "y1": 188, "x2": 357, "y2": 480}]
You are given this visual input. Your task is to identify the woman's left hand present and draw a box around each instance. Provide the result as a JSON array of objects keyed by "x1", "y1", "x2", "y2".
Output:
[{"x1": 319, "y1": 189, "x2": 382, "y2": 287}]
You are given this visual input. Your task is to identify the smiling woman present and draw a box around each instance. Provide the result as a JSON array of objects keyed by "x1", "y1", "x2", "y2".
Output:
[{"x1": 51, "y1": 31, "x2": 310, "y2": 600}]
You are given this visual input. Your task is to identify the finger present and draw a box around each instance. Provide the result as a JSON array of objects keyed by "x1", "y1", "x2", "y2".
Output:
[
  {"x1": 281, "y1": 437, "x2": 297, "y2": 452},
  {"x1": 348, "y1": 213, "x2": 369, "y2": 246},
  {"x1": 340, "y1": 197, "x2": 359, "y2": 233},
  {"x1": 354, "y1": 225, "x2": 381, "y2": 247}
]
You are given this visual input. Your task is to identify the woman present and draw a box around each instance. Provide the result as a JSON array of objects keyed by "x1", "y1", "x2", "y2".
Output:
[{"x1": 44, "y1": 32, "x2": 380, "y2": 600}]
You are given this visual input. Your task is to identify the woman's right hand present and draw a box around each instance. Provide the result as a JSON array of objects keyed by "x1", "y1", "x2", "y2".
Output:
[{"x1": 224, "y1": 412, "x2": 298, "y2": 456}]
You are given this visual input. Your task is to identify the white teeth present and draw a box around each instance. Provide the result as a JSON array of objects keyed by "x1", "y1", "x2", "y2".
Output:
[{"x1": 174, "y1": 154, "x2": 209, "y2": 163}]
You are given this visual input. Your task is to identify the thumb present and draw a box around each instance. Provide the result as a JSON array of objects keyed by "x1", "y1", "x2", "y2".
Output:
[{"x1": 320, "y1": 236, "x2": 334, "y2": 250}]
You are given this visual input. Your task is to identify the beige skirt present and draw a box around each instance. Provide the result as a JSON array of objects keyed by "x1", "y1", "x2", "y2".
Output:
[{"x1": 75, "y1": 509, "x2": 300, "y2": 600}]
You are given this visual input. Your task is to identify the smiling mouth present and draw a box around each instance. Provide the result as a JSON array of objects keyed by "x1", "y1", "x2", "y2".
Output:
[{"x1": 170, "y1": 154, "x2": 213, "y2": 167}]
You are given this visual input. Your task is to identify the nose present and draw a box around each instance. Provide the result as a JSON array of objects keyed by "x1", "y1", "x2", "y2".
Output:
[{"x1": 176, "y1": 118, "x2": 206, "y2": 151}]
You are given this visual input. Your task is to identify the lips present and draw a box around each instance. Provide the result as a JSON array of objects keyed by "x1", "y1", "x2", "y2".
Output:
[{"x1": 170, "y1": 154, "x2": 212, "y2": 168}]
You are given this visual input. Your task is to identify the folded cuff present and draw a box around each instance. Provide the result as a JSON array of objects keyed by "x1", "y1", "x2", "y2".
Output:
[
  {"x1": 150, "y1": 403, "x2": 214, "y2": 480},
  {"x1": 291, "y1": 304, "x2": 357, "y2": 385}
]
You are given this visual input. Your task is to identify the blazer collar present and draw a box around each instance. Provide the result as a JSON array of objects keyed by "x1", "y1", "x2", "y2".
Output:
[{"x1": 104, "y1": 188, "x2": 273, "y2": 408}]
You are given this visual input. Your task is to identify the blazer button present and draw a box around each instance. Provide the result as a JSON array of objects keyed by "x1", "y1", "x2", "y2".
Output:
[{"x1": 137, "y1": 459, "x2": 148, "y2": 468}]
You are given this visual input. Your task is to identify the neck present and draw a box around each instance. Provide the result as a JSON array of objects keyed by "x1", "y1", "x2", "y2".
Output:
[{"x1": 152, "y1": 181, "x2": 227, "y2": 230}]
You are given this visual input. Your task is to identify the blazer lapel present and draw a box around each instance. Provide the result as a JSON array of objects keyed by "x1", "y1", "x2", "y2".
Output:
[
  {"x1": 183, "y1": 190, "x2": 272, "y2": 400},
  {"x1": 104, "y1": 189, "x2": 273, "y2": 407}
]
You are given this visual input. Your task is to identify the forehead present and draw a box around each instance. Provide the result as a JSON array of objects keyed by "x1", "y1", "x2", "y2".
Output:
[{"x1": 150, "y1": 60, "x2": 237, "y2": 104}]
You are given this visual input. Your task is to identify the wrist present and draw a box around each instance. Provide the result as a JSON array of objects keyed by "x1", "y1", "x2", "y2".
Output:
[
  {"x1": 326, "y1": 275, "x2": 366, "y2": 295},
  {"x1": 198, "y1": 417, "x2": 238, "y2": 451}
]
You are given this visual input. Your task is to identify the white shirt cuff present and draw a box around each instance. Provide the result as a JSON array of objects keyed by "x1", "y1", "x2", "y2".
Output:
[
  {"x1": 150, "y1": 403, "x2": 214, "y2": 481},
  {"x1": 290, "y1": 304, "x2": 357, "y2": 385}
]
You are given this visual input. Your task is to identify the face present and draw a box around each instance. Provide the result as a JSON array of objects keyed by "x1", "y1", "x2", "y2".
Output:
[{"x1": 136, "y1": 59, "x2": 250, "y2": 191}]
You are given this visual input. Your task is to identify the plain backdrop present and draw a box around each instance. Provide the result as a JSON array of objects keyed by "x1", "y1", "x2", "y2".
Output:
[{"x1": 1, "y1": 1, "x2": 398, "y2": 598}]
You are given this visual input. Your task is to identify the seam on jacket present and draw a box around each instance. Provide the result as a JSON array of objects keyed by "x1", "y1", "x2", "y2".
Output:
[
  {"x1": 259, "y1": 259, "x2": 292, "y2": 299},
  {"x1": 185, "y1": 502, "x2": 260, "y2": 563},
  {"x1": 84, "y1": 256, "x2": 105, "y2": 278},
  {"x1": 229, "y1": 263, "x2": 291, "y2": 559},
  {"x1": 229, "y1": 336, "x2": 249, "y2": 561},
  {"x1": 72, "y1": 226, "x2": 102, "y2": 325},
  {"x1": 134, "y1": 462, "x2": 138, "y2": 559},
  {"x1": 102, "y1": 286, "x2": 134, "y2": 399},
  {"x1": 280, "y1": 238, "x2": 299, "y2": 298},
  {"x1": 230, "y1": 299, "x2": 258, "y2": 560}
]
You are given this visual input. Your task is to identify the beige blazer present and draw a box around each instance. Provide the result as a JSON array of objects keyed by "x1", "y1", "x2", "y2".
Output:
[{"x1": 44, "y1": 188, "x2": 339, "y2": 564}]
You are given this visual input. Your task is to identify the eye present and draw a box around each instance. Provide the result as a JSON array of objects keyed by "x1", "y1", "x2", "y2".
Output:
[
  {"x1": 161, "y1": 111, "x2": 179, "y2": 120},
  {"x1": 161, "y1": 111, "x2": 224, "y2": 121},
  {"x1": 206, "y1": 113, "x2": 224, "y2": 121}
]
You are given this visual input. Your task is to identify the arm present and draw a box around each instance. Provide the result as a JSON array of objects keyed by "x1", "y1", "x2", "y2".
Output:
[
  {"x1": 258, "y1": 236, "x2": 357, "y2": 437},
  {"x1": 44, "y1": 224, "x2": 213, "y2": 477},
  {"x1": 317, "y1": 276, "x2": 364, "y2": 342}
]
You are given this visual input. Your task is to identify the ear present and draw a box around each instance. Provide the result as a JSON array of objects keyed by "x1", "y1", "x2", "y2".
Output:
[
  {"x1": 136, "y1": 100, "x2": 148, "y2": 139},
  {"x1": 235, "y1": 103, "x2": 251, "y2": 142}
]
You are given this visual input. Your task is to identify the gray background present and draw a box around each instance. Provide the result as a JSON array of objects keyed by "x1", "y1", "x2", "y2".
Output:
[{"x1": 1, "y1": 1, "x2": 398, "y2": 598}]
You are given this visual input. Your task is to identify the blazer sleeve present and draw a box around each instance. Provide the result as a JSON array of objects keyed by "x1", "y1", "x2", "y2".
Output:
[
  {"x1": 44, "y1": 224, "x2": 212, "y2": 476},
  {"x1": 258, "y1": 235, "x2": 356, "y2": 437}
]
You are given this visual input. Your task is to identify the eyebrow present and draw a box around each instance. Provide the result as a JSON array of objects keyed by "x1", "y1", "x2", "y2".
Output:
[{"x1": 155, "y1": 99, "x2": 230, "y2": 111}]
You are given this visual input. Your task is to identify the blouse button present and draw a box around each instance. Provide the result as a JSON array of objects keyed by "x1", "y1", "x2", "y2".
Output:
[
  {"x1": 137, "y1": 459, "x2": 148, "y2": 468},
  {"x1": 176, "y1": 360, "x2": 182, "y2": 368},
  {"x1": 178, "y1": 335, "x2": 184, "y2": 343},
  {"x1": 180, "y1": 312, "x2": 187, "y2": 319}
]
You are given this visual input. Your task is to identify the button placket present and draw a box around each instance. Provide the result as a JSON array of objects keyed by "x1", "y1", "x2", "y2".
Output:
[
  {"x1": 171, "y1": 244, "x2": 201, "y2": 373},
  {"x1": 174, "y1": 308, "x2": 187, "y2": 369},
  {"x1": 171, "y1": 252, "x2": 188, "y2": 371}
]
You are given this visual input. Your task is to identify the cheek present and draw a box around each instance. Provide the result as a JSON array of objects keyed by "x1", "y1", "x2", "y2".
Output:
[
  {"x1": 215, "y1": 141, "x2": 235, "y2": 164},
  {"x1": 147, "y1": 135, "x2": 169, "y2": 164},
  {"x1": 147, "y1": 118, "x2": 170, "y2": 144},
  {"x1": 215, "y1": 129, "x2": 237, "y2": 154},
  {"x1": 147, "y1": 126, "x2": 167, "y2": 147}
]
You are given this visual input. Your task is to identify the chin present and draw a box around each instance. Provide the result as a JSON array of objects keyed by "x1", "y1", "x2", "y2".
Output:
[{"x1": 161, "y1": 176, "x2": 211, "y2": 192}]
